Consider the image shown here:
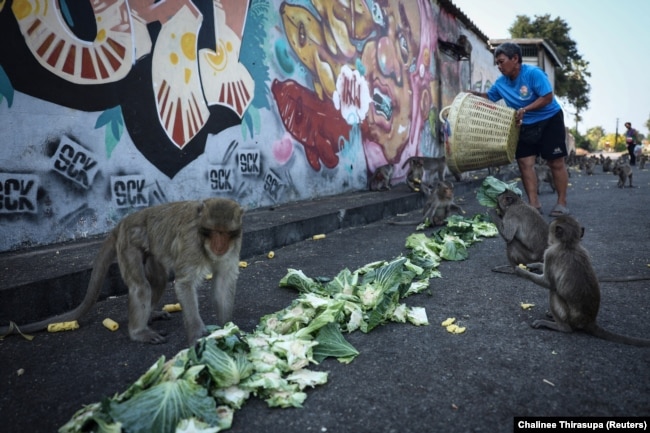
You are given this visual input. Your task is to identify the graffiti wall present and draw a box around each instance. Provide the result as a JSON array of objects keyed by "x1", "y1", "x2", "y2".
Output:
[{"x1": 0, "y1": 0, "x2": 497, "y2": 252}]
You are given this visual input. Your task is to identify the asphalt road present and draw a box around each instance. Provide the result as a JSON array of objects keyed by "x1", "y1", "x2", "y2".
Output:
[{"x1": 2, "y1": 159, "x2": 649, "y2": 433}]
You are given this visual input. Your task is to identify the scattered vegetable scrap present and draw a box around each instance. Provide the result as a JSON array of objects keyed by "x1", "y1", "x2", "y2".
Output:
[
  {"x1": 0, "y1": 321, "x2": 34, "y2": 341},
  {"x1": 520, "y1": 303, "x2": 535, "y2": 310},
  {"x1": 267, "y1": 251, "x2": 275, "y2": 259},
  {"x1": 440, "y1": 317, "x2": 466, "y2": 334},
  {"x1": 47, "y1": 321, "x2": 79, "y2": 333},
  {"x1": 543, "y1": 379, "x2": 556, "y2": 387},
  {"x1": 239, "y1": 261, "x2": 248, "y2": 268},
  {"x1": 59, "y1": 213, "x2": 499, "y2": 433},
  {"x1": 163, "y1": 303, "x2": 183, "y2": 313},
  {"x1": 312, "y1": 234, "x2": 326, "y2": 240},
  {"x1": 205, "y1": 273, "x2": 213, "y2": 280},
  {"x1": 102, "y1": 318, "x2": 119, "y2": 331}
]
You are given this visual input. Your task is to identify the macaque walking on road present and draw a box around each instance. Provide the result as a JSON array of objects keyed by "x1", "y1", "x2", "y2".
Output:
[
  {"x1": 390, "y1": 180, "x2": 463, "y2": 226},
  {"x1": 0, "y1": 198, "x2": 244, "y2": 345}
]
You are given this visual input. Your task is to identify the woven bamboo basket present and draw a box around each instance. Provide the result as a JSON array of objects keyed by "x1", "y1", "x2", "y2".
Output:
[{"x1": 440, "y1": 92, "x2": 519, "y2": 174}]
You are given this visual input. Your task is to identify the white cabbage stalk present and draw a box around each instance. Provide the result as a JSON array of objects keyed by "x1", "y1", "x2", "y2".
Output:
[
  {"x1": 406, "y1": 306, "x2": 429, "y2": 326},
  {"x1": 286, "y1": 369, "x2": 329, "y2": 390}
]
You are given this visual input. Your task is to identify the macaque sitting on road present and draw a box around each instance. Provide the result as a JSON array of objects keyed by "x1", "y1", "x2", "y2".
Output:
[
  {"x1": 0, "y1": 198, "x2": 244, "y2": 345},
  {"x1": 488, "y1": 190, "x2": 548, "y2": 272},
  {"x1": 515, "y1": 215, "x2": 650, "y2": 347}
]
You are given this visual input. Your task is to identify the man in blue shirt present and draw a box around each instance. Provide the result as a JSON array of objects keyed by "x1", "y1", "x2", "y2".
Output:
[{"x1": 471, "y1": 43, "x2": 569, "y2": 217}]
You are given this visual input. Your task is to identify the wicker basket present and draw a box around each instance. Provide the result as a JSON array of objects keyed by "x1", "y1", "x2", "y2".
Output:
[{"x1": 440, "y1": 92, "x2": 519, "y2": 174}]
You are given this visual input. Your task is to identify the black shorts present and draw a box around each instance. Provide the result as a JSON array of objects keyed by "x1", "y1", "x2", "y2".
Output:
[{"x1": 516, "y1": 110, "x2": 567, "y2": 160}]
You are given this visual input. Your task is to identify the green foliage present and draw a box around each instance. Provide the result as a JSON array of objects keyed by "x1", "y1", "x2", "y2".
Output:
[
  {"x1": 509, "y1": 14, "x2": 591, "y2": 127},
  {"x1": 578, "y1": 126, "x2": 605, "y2": 151},
  {"x1": 570, "y1": 128, "x2": 591, "y2": 151},
  {"x1": 600, "y1": 133, "x2": 627, "y2": 152}
]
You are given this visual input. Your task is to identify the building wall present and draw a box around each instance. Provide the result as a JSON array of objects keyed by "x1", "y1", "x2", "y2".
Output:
[{"x1": 0, "y1": 0, "x2": 498, "y2": 252}]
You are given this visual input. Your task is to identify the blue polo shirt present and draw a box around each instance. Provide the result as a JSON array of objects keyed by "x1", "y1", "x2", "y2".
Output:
[{"x1": 486, "y1": 64, "x2": 562, "y2": 124}]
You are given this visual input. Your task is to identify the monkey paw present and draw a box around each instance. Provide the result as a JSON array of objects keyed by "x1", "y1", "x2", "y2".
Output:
[
  {"x1": 130, "y1": 328, "x2": 168, "y2": 344},
  {"x1": 151, "y1": 310, "x2": 172, "y2": 321}
]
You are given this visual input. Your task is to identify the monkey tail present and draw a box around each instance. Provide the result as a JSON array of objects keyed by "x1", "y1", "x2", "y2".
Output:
[
  {"x1": 0, "y1": 233, "x2": 118, "y2": 336},
  {"x1": 387, "y1": 220, "x2": 422, "y2": 226},
  {"x1": 587, "y1": 324, "x2": 650, "y2": 347},
  {"x1": 597, "y1": 275, "x2": 650, "y2": 282}
]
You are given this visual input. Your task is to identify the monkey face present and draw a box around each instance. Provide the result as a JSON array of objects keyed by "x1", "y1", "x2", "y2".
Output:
[
  {"x1": 496, "y1": 190, "x2": 518, "y2": 213},
  {"x1": 548, "y1": 215, "x2": 583, "y2": 247},
  {"x1": 202, "y1": 229, "x2": 241, "y2": 256}
]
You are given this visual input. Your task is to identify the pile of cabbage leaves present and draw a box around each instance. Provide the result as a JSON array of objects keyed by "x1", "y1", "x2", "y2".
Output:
[{"x1": 60, "y1": 214, "x2": 497, "y2": 433}]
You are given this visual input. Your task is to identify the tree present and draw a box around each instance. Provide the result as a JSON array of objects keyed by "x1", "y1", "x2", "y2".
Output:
[
  {"x1": 601, "y1": 133, "x2": 626, "y2": 152},
  {"x1": 585, "y1": 126, "x2": 605, "y2": 150},
  {"x1": 509, "y1": 15, "x2": 591, "y2": 131},
  {"x1": 570, "y1": 128, "x2": 590, "y2": 151}
]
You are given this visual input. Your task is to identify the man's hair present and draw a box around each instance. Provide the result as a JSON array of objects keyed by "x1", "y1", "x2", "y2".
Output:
[
  {"x1": 494, "y1": 43, "x2": 522, "y2": 64},
  {"x1": 625, "y1": 122, "x2": 631, "y2": 127}
]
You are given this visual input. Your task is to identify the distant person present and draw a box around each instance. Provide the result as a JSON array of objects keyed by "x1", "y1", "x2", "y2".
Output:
[
  {"x1": 469, "y1": 42, "x2": 569, "y2": 217},
  {"x1": 624, "y1": 122, "x2": 639, "y2": 166}
]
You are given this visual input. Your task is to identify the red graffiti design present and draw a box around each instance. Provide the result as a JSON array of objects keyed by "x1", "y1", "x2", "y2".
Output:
[{"x1": 271, "y1": 79, "x2": 349, "y2": 171}]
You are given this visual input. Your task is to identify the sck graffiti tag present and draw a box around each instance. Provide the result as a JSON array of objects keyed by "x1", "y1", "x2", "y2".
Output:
[
  {"x1": 111, "y1": 175, "x2": 148, "y2": 209},
  {"x1": 0, "y1": 174, "x2": 39, "y2": 214},
  {"x1": 51, "y1": 138, "x2": 100, "y2": 190},
  {"x1": 237, "y1": 151, "x2": 261, "y2": 175},
  {"x1": 209, "y1": 166, "x2": 234, "y2": 192},
  {"x1": 263, "y1": 169, "x2": 282, "y2": 200}
]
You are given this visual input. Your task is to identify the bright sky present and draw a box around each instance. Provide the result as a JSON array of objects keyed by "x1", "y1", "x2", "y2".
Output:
[{"x1": 454, "y1": 0, "x2": 650, "y2": 135}]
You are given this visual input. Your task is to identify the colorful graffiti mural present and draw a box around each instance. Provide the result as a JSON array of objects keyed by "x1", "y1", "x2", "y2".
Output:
[
  {"x1": 0, "y1": 0, "x2": 497, "y2": 252},
  {"x1": 272, "y1": 0, "x2": 438, "y2": 180}
]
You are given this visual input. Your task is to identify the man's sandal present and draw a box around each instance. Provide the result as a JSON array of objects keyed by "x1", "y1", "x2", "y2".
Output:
[{"x1": 549, "y1": 204, "x2": 570, "y2": 217}]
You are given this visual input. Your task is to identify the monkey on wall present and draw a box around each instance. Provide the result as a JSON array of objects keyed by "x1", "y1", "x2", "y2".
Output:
[
  {"x1": 488, "y1": 190, "x2": 548, "y2": 271},
  {"x1": 369, "y1": 164, "x2": 394, "y2": 191},
  {"x1": 515, "y1": 215, "x2": 650, "y2": 347},
  {"x1": 402, "y1": 157, "x2": 425, "y2": 192},
  {"x1": 390, "y1": 180, "x2": 463, "y2": 226},
  {"x1": 0, "y1": 198, "x2": 244, "y2": 345},
  {"x1": 402, "y1": 156, "x2": 463, "y2": 191}
]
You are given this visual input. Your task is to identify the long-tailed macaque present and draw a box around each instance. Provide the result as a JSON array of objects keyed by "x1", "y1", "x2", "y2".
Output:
[
  {"x1": 488, "y1": 190, "x2": 548, "y2": 271},
  {"x1": 401, "y1": 156, "x2": 463, "y2": 191},
  {"x1": 369, "y1": 164, "x2": 394, "y2": 191},
  {"x1": 390, "y1": 180, "x2": 463, "y2": 226},
  {"x1": 0, "y1": 198, "x2": 244, "y2": 345},
  {"x1": 402, "y1": 157, "x2": 425, "y2": 192},
  {"x1": 612, "y1": 163, "x2": 633, "y2": 188},
  {"x1": 515, "y1": 215, "x2": 650, "y2": 347}
]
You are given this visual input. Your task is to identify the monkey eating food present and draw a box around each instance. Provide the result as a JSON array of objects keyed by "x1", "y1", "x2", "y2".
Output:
[
  {"x1": 0, "y1": 198, "x2": 244, "y2": 345},
  {"x1": 515, "y1": 215, "x2": 650, "y2": 347},
  {"x1": 389, "y1": 180, "x2": 463, "y2": 227},
  {"x1": 369, "y1": 164, "x2": 394, "y2": 191},
  {"x1": 488, "y1": 190, "x2": 548, "y2": 272}
]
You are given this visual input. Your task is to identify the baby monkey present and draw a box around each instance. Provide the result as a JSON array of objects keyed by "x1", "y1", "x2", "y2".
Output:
[
  {"x1": 389, "y1": 180, "x2": 463, "y2": 226},
  {"x1": 515, "y1": 215, "x2": 650, "y2": 347}
]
